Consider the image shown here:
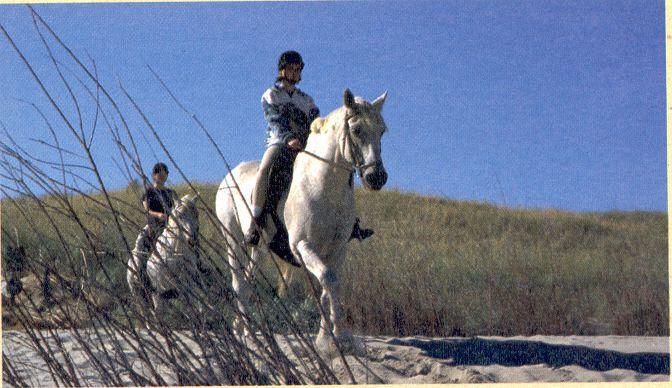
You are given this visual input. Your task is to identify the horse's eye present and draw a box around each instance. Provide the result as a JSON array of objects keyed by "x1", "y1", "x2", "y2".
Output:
[{"x1": 352, "y1": 126, "x2": 362, "y2": 136}]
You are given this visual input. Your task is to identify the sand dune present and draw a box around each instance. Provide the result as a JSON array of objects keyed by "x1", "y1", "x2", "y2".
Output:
[{"x1": 2, "y1": 330, "x2": 669, "y2": 385}]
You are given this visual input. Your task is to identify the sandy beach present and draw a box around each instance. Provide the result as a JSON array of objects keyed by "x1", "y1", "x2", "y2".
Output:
[{"x1": 3, "y1": 330, "x2": 669, "y2": 385}]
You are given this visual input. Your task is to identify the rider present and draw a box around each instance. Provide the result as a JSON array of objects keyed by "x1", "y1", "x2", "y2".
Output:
[
  {"x1": 244, "y1": 50, "x2": 373, "y2": 264},
  {"x1": 133, "y1": 162, "x2": 179, "y2": 262}
]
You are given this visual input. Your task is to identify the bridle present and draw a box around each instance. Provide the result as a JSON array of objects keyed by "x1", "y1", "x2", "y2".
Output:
[{"x1": 301, "y1": 110, "x2": 379, "y2": 178}]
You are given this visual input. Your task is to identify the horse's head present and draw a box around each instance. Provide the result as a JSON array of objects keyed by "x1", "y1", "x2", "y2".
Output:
[
  {"x1": 312, "y1": 89, "x2": 389, "y2": 190},
  {"x1": 342, "y1": 89, "x2": 388, "y2": 190},
  {"x1": 169, "y1": 194, "x2": 200, "y2": 249}
]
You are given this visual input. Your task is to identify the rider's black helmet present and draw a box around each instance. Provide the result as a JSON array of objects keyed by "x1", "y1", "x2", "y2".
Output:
[
  {"x1": 278, "y1": 50, "x2": 304, "y2": 71},
  {"x1": 152, "y1": 162, "x2": 169, "y2": 175}
]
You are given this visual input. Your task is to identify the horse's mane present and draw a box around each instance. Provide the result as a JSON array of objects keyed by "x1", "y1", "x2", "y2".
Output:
[
  {"x1": 310, "y1": 97, "x2": 378, "y2": 135},
  {"x1": 155, "y1": 195, "x2": 197, "y2": 253},
  {"x1": 310, "y1": 107, "x2": 342, "y2": 135}
]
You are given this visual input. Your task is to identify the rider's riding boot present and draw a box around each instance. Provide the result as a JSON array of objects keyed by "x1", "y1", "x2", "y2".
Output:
[
  {"x1": 269, "y1": 229, "x2": 302, "y2": 268},
  {"x1": 244, "y1": 214, "x2": 265, "y2": 246},
  {"x1": 350, "y1": 217, "x2": 374, "y2": 241},
  {"x1": 134, "y1": 249, "x2": 156, "y2": 294}
]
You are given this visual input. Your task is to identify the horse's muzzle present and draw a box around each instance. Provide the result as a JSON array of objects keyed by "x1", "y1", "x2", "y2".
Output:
[{"x1": 363, "y1": 164, "x2": 387, "y2": 191}]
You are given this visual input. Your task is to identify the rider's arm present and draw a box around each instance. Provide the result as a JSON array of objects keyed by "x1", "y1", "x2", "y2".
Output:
[
  {"x1": 169, "y1": 189, "x2": 180, "y2": 214},
  {"x1": 293, "y1": 95, "x2": 319, "y2": 149},
  {"x1": 306, "y1": 96, "x2": 320, "y2": 126},
  {"x1": 144, "y1": 199, "x2": 166, "y2": 221},
  {"x1": 170, "y1": 189, "x2": 179, "y2": 206}
]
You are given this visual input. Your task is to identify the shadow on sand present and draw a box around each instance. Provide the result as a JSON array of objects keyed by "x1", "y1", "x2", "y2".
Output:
[{"x1": 387, "y1": 338, "x2": 670, "y2": 375}]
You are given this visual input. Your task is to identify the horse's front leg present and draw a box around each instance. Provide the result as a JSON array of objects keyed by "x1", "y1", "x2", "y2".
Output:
[
  {"x1": 325, "y1": 242, "x2": 351, "y2": 342},
  {"x1": 295, "y1": 241, "x2": 342, "y2": 344}
]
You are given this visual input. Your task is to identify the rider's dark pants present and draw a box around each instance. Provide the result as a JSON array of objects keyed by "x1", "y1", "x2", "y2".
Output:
[{"x1": 250, "y1": 144, "x2": 285, "y2": 216}]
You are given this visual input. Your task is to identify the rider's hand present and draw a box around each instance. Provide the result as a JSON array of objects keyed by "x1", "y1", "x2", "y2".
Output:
[{"x1": 287, "y1": 138, "x2": 302, "y2": 151}]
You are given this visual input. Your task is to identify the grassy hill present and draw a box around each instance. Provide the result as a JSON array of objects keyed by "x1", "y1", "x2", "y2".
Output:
[{"x1": 2, "y1": 183, "x2": 668, "y2": 336}]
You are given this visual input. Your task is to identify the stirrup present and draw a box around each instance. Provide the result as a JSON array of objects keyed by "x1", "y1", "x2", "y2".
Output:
[{"x1": 350, "y1": 218, "x2": 374, "y2": 241}]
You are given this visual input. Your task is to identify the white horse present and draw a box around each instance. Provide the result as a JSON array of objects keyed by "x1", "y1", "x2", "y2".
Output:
[
  {"x1": 127, "y1": 194, "x2": 201, "y2": 316},
  {"x1": 216, "y1": 89, "x2": 388, "y2": 350}
]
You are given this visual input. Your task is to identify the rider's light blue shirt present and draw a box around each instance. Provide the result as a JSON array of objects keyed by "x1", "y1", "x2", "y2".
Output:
[{"x1": 262, "y1": 81, "x2": 320, "y2": 147}]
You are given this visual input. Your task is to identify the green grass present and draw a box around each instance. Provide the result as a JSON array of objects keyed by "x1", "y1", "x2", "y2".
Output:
[{"x1": 2, "y1": 184, "x2": 668, "y2": 336}]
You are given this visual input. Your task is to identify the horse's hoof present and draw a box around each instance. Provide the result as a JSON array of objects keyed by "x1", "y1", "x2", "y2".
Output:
[
  {"x1": 159, "y1": 289, "x2": 179, "y2": 299},
  {"x1": 337, "y1": 334, "x2": 366, "y2": 356},
  {"x1": 234, "y1": 329, "x2": 253, "y2": 339},
  {"x1": 233, "y1": 320, "x2": 254, "y2": 340},
  {"x1": 315, "y1": 333, "x2": 338, "y2": 357},
  {"x1": 316, "y1": 332, "x2": 365, "y2": 357}
]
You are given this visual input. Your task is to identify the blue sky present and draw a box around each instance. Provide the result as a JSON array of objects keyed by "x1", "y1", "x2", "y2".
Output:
[{"x1": 0, "y1": 1, "x2": 667, "y2": 212}]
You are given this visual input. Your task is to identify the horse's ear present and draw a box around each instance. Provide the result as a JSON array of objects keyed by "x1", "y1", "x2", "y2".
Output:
[
  {"x1": 310, "y1": 117, "x2": 325, "y2": 133},
  {"x1": 344, "y1": 89, "x2": 355, "y2": 109},
  {"x1": 372, "y1": 91, "x2": 388, "y2": 113},
  {"x1": 188, "y1": 194, "x2": 198, "y2": 205}
]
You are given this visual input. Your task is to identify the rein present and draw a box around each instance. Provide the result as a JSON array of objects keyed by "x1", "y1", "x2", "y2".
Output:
[
  {"x1": 300, "y1": 111, "x2": 377, "y2": 177},
  {"x1": 300, "y1": 149, "x2": 355, "y2": 174}
]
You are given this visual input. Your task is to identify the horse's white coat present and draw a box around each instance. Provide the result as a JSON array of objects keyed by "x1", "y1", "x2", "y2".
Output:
[{"x1": 216, "y1": 90, "x2": 388, "y2": 348}]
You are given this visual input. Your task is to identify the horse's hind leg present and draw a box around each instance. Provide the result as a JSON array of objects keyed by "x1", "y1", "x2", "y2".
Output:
[
  {"x1": 228, "y1": 239, "x2": 260, "y2": 337},
  {"x1": 127, "y1": 254, "x2": 152, "y2": 308},
  {"x1": 152, "y1": 294, "x2": 164, "y2": 317},
  {"x1": 127, "y1": 256, "x2": 140, "y2": 298}
]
